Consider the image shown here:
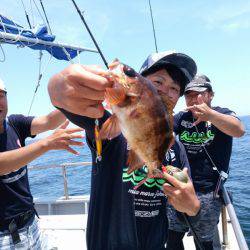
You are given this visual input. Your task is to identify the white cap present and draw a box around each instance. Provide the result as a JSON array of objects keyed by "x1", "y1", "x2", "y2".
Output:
[{"x1": 0, "y1": 78, "x2": 7, "y2": 92}]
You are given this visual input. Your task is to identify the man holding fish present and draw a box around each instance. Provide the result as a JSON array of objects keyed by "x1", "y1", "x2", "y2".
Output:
[{"x1": 48, "y1": 51, "x2": 201, "y2": 250}]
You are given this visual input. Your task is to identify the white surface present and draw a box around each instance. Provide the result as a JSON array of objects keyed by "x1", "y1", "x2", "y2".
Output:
[
  {"x1": 40, "y1": 214, "x2": 87, "y2": 250},
  {"x1": 37, "y1": 199, "x2": 240, "y2": 250}
]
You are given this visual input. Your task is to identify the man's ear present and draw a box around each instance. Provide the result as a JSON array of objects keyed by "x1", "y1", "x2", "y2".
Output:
[{"x1": 209, "y1": 91, "x2": 214, "y2": 101}]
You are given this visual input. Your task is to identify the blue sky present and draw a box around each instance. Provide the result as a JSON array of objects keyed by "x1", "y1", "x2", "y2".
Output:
[{"x1": 1, "y1": 0, "x2": 250, "y2": 118}]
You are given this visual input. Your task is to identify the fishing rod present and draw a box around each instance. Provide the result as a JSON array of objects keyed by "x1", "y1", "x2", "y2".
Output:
[
  {"x1": 71, "y1": 0, "x2": 109, "y2": 163},
  {"x1": 71, "y1": 0, "x2": 109, "y2": 69}
]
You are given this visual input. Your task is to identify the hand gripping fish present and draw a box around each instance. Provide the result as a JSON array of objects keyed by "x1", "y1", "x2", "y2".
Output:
[{"x1": 99, "y1": 60, "x2": 187, "y2": 183}]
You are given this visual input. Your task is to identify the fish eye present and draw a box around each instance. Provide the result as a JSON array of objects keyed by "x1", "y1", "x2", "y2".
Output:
[{"x1": 123, "y1": 65, "x2": 136, "y2": 77}]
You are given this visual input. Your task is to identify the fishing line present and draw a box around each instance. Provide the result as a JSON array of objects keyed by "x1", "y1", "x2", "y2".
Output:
[
  {"x1": 148, "y1": 0, "x2": 158, "y2": 52},
  {"x1": 183, "y1": 214, "x2": 205, "y2": 250},
  {"x1": 71, "y1": 0, "x2": 110, "y2": 163},
  {"x1": 193, "y1": 120, "x2": 228, "y2": 197}
]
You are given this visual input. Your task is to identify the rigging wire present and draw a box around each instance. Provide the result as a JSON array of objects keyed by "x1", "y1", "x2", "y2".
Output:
[
  {"x1": 148, "y1": 0, "x2": 158, "y2": 53},
  {"x1": 0, "y1": 44, "x2": 6, "y2": 62},
  {"x1": 27, "y1": 51, "x2": 52, "y2": 115},
  {"x1": 20, "y1": 0, "x2": 32, "y2": 29},
  {"x1": 39, "y1": 0, "x2": 53, "y2": 34},
  {"x1": 29, "y1": 0, "x2": 35, "y2": 28},
  {"x1": 31, "y1": 0, "x2": 47, "y2": 28},
  {"x1": 71, "y1": 0, "x2": 109, "y2": 69}
]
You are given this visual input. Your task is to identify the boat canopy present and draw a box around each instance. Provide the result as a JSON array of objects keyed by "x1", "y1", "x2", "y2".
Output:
[{"x1": 0, "y1": 14, "x2": 97, "y2": 61}]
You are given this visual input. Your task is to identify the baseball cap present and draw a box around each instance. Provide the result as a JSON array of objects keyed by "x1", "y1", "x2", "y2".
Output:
[
  {"x1": 0, "y1": 78, "x2": 7, "y2": 93},
  {"x1": 184, "y1": 74, "x2": 213, "y2": 93},
  {"x1": 139, "y1": 51, "x2": 197, "y2": 95}
]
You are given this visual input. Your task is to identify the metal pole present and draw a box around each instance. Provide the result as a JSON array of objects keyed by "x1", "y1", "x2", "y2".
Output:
[
  {"x1": 222, "y1": 185, "x2": 249, "y2": 250},
  {"x1": 62, "y1": 165, "x2": 69, "y2": 200},
  {"x1": 221, "y1": 206, "x2": 229, "y2": 246},
  {"x1": 0, "y1": 31, "x2": 98, "y2": 53}
]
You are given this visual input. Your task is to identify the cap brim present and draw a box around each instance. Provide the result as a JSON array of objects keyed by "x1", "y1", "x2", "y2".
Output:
[{"x1": 185, "y1": 86, "x2": 208, "y2": 93}]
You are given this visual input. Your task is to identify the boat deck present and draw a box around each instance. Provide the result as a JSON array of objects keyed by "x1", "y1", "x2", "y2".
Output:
[{"x1": 36, "y1": 196, "x2": 240, "y2": 250}]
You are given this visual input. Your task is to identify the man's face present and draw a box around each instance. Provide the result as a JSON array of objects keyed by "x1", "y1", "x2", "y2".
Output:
[
  {"x1": 0, "y1": 91, "x2": 8, "y2": 124},
  {"x1": 146, "y1": 69, "x2": 181, "y2": 107},
  {"x1": 184, "y1": 90, "x2": 212, "y2": 107}
]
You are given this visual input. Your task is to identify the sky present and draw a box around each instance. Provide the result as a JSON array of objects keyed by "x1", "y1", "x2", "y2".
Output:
[{"x1": 1, "y1": 0, "x2": 250, "y2": 120}]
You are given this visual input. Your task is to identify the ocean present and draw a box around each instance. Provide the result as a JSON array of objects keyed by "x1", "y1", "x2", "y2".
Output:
[{"x1": 28, "y1": 116, "x2": 250, "y2": 246}]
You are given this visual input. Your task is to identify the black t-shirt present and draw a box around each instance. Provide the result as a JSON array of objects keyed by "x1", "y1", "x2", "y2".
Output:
[
  {"x1": 60, "y1": 109, "x2": 190, "y2": 250},
  {"x1": 0, "y1": 115, "x2": 35, "y2": 221},
  {"x1": 174, "y1": 106, "x2": 237, "y2": 193}
]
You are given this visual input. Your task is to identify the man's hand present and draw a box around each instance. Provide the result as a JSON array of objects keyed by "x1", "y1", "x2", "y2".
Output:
[
  {"x1": 42, "y1": 120, "x2": 84, "y2": 155},
  {"x1": 186, "y1": 94, "x2": 214, "y2": 126},
  {"x1": 163, "y1": 168, "x2": 200, "y2": 216},
  {"x1": 48, "y1": 64, "x2": 112, "y2": 118}
]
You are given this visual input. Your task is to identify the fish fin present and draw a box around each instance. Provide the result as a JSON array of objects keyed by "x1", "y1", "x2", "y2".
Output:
[
  {"x1": 105, "y1": 87, "x2": 126, "y2": 105},
  {"x1": 99, "y1": 114, "x2": 121, "y2": 140},
  {"x1": 127, "y1": 150, "x2": 144, "y2": 174},
  {"x1": 168, "y1": 133, "x2": 175, "y2": 150},
  {"x1": 159, "y1": 94, "x2": 174, "y2": 114},
  {"x1": 159, "y1": 94, "x2": 174, "y2": 135},
  {"x1": 126, "y1": 91, "x2": 139, "y2": 97},
  {"x1": 108, "y1": 59, "x2": 120, "y2": 70}
]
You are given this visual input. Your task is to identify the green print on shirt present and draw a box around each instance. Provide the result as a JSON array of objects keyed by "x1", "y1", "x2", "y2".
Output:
[
  {"x1": 180, "y1": 130, "x2": 215, "y2": 144},
  {"x1": 122, "y1": 167, "x2": 165, "y2": 189}
]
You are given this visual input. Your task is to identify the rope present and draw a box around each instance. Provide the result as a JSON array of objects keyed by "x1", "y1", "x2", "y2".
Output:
[{"x1": 148, "y1": 0, "x2": 158, "y2": 52}]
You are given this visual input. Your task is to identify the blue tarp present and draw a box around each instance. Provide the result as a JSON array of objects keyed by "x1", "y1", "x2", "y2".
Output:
[{"x1": 0, "y1": 15, "x2": 81, "y2": 61}]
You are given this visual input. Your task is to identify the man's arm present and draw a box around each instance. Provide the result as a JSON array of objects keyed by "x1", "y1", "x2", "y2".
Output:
[
  {"x1": 0, "y1": 121, "x2": 83, "y2": 175},
  {"x1": 31, "y1": 110, "x2": 66, "y2": 135},
  {"x1": 187, "y1": 95, "x2": 245, "y2": 137},
  {"x1": 208, "y1": 111, "x2": 245, "y2": 137}
]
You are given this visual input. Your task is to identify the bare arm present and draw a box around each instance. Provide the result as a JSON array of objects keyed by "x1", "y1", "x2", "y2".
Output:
[
  {"x1": 0, "y1": 121, "x2": 84, "y2": 175},
  {"x1": 31, "y1": 110, "x2": 66, "y2": 135},
  {"x1": 187, "y1": 94, "x2": 245, "y2": 138},
  {"x1": 208, "y1": 110, "x2": 245, "y2": 137}
]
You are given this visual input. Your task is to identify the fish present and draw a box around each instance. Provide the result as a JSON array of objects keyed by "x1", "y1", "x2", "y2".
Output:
[{"x1": 99, "y1": 60, "x2": 175, "y2": 178}]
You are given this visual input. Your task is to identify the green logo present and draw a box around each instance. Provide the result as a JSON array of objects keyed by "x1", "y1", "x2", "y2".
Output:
[
  {"x1": 180, "y1": 130, "x2": 215, "y2": 144},
  {"x1": 122, "y1": 167, "x2": 165, "y2": 189}
]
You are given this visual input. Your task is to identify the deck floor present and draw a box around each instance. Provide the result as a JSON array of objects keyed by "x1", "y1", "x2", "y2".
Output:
[{"x1": 39, "y1": 213, "x2": 239, "y2": 250}]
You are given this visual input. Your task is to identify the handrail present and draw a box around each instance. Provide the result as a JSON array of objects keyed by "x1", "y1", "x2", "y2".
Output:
[
  {"x1": 28, "y1": 161, "x2": 92, "y2": 199},
  {"x1": 222, "y1": 185, "x2": 249, "y2": 250},
  {"x1": 28, "y1": 161, "x2": 92, "y2": 170}
]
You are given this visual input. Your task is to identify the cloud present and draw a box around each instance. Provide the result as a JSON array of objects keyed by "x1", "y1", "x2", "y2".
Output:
[{"x1": 196, "y1": 1, "x2": 250, "y2": 32}]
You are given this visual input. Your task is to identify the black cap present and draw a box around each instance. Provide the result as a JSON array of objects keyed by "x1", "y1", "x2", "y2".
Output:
[
  {"x1": 184, "y1": 74, "x2": 213, "y2": 94},
  {"x1": 139, "y1": 51, "x2": 197, "y2": 95}
]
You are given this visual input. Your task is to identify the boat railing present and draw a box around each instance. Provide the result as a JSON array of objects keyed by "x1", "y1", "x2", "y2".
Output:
[
  {"x1": 28, "y1": 162, "x2": 248, "y2": 249},
  {"x1": 221, "y1": 185, "x2": 249, "y2": 250},
  {"x1": 28, "y1": 161, "x2": 92, "y2": 200}
]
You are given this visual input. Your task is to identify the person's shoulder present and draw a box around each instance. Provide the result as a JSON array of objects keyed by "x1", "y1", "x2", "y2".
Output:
[
  {"x1": 172, "y1": 137, "x2": 185, "y2": 153},
  {"x1": 174, "y1": 110, "x2": 191, "y2": 119},
  {"x1": 213, "y1": 106, "x2": 237, "y2": 117},
  {"x1": 8, "y1": 114, "x2": 33, "y2": 122}
]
